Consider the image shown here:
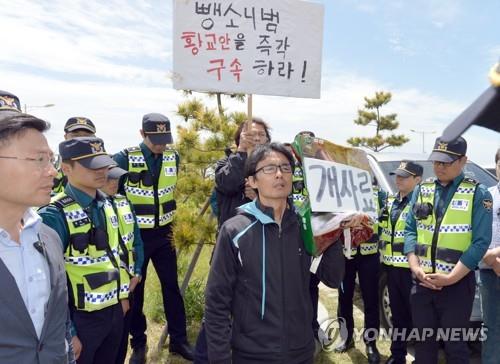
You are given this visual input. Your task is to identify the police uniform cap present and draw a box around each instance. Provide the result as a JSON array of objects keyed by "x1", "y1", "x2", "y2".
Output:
[
  {"x1": 390, "y1": 160, "x2": 423, "y2": 177},
  {"x1": 64, "y1": 117, "x2": 96, "y2": 134},
  {"x1": 107, "y1": 165, "x2": 128, "y2": 180},
  {"x1": 0, "y1": 90, "x2": 21, "y2": 113},
  {"x1": 142, "y1": 113, "x2": 172, "y2": 145},
  {"x1": 429, "y1": 136, "x2": 467, "y2": 163},
  {"x1": 59, "y1": 137, "x2": 114, "y2": 170}
]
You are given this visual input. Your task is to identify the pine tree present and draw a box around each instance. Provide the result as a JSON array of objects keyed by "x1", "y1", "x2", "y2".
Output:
[
  {"x1": 172, "y1": 94, "x2": 247, "y2": 251},
  {"x1": 347, "y1": 91, "x2": 409, "y2": 152}
]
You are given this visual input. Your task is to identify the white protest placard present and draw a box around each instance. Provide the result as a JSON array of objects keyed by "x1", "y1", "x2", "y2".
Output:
[
  {"x1": 302, "y1": 157, "x2": 377, "y2": 219},
  {"x1": 173, "y1": 0, "x2": 324, "y2": 98}
]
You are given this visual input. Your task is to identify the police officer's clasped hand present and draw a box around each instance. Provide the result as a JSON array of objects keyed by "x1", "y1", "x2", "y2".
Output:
[
  {"x1": 411, "y1": 266, "x2": 442, "y2": 290},
  {"x1": 493, "y1": 257, "x2": 500, "y2": 276},
  {"x1": 425, "y1": 272, "x2": 457, "y2": 288},
  {"x1": 482, "y1": 249, "x2": 498, "y2": 267}
]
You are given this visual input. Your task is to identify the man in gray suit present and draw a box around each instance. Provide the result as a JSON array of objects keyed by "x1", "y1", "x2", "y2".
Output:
[{"x1": 0, "y1": 91, "x2": 70, "y2": 363}]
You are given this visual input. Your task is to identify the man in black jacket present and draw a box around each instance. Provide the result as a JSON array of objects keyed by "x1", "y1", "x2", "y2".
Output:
[
  {"x1": 205, "y1": 143, "x2": 343, "y2": 364},
  {"x1": 214, "y1": 118, "x2": 271, "y2": 226},
  {"x1": 194, "y1": 119, "x2": 272, "y2": 364}
]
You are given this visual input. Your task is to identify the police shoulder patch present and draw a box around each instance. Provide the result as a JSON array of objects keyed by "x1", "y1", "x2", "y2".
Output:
[
  {"x1": 463, "y1": 177, "x2": 478, "y2": 185},
  {"x1": 126, "y1": 146, "x2": 141, "y2": 153},
  {"x1": 54, "y1": 195, "x2": 76, "y2": 208},
  {"x1": 482, "y1": 199, "x2": 493, "y2": 211}
]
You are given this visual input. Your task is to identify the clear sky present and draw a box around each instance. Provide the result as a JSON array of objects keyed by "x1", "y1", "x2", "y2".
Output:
[{"x1": 1, "y1": 0, "x2": 499, "y2": 165}]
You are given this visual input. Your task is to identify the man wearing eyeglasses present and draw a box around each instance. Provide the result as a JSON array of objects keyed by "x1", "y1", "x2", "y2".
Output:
[
  {"x1": 39, "y1": 137, "x2": 130, "y2": 364},
  {"x1": 113, "y1": 114, "x2": 193, "y2": 363},
  {"x1": 205, "y1": 142, "x2": 343, "y2": 364},
  {"x1": 403, "y1": 136, "x2": 492, "y2": 364},
  {"x1": 0, "y1": 91, "x2": 70, "y2": 363}
]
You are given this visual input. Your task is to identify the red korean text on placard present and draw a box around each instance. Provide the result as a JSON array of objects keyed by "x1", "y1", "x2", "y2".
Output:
[
  {"x1": 181, "y1": 31, "x2": 203, "y2": 55},
  {"x1": 207, "y1": 58, "x2": 243, "y2": 82}
]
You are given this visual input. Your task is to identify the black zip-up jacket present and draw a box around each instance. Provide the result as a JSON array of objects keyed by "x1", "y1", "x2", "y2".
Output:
[
  {"x1": 214, "y1": 152, "x2": 251, "y2": 226},
  {"x1": 205, "y1": 199, "x2": 343, "y2": 363}
]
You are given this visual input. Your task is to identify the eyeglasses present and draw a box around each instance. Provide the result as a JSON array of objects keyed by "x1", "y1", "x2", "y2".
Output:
[
  {"x1": 433, "y1": 159, "x2": 459, "y2": 168},
  {"x1": 0, "y1": 154, "x2": 57, "y2": 170},
  {"x1": 254, "y1": 163, "x2": 292, "y2": 175},
  {"x1": 253, "y1": 132, "x2": 268, "y2": 138}
]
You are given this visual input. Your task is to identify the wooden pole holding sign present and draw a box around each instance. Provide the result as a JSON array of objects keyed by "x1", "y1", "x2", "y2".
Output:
[
  {"x1": 246, "y1": 94, "x2": 253, "y2": 131},
  {"x1": 246, "y1": 94, "x2": 253, "y2": 154}
]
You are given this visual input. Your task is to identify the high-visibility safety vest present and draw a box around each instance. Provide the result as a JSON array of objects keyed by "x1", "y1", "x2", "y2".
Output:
[
  {"x1": 379, "y1": 195, "x2": 411, "y2": 268},
  {"x1": 112, "y1": 194, "x2": 136, "y2": 276},
  {"x1": 52, "y1": 169, "x2": 67, "y2": 195},
  {"x1": 51, "y1": 193, "x2": 129, "y2": 312},
  {"x1": 344, "y1": 187, "x2": 380, "y2": 257},
  {"x1": 125, "y1": 147, "x2": 178, "y2": 229},
  {"x1": 415, "y1": 178, "x2": 476, "y2": 274}
]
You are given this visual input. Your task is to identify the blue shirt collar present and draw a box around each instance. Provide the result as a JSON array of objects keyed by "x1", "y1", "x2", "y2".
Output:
[
  {"x1": 437, "y1": 172, "x2": 464, "y2": 189},
  {"x1": 396, "y1": 189, "x2": 414, "y2": 203},
  {"x1": 140, "y1": 142, "x2": 154, "y2": 159},
  {"x1": 64, "y1": 183, "x2": 96, "y2": 209}
]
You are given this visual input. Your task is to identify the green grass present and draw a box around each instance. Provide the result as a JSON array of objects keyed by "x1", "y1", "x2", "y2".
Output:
[{"x1": 127, "y1": 243, "x2": 213, "y2": 363}]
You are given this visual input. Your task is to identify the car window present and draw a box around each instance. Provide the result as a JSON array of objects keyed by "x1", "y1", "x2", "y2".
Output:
[{"x1": 378, "y1": 161, "x2": 497, "y2": 194}]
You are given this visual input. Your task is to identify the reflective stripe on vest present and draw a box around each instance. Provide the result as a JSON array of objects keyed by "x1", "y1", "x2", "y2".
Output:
[
  {"x1": 51, "y1": 193, "x2": 126, "y2": 311},
  {"x1": 379, "y1": 195, "x2": 410, "y2": 268},
  {"x1": 345, "y1": 187, "x2": 380, "y2": 257},
  {"x1": 113, "y1": 195, "x2": 136, "y2": 276},
  {"x1": 52, "y1": 169, "x2": 66, "y2": 194},
  {"x1": 125, "y1": 148, "x2": 177, "y2": 229},
  {"x1": 415, "y1": 180, "x2": 475, "y2": 274}
]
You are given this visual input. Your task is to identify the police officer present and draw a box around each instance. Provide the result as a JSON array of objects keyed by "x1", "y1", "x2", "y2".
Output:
[
  {"x1": 478, "y1": 148, "x2": 500, "y2": 364},
  {"x1": 404, "y1": 137, "x2": 492, "y2": 364},
  {"x1": 113, "y1": 113, "x2": 193, "y2": 363},
  {"x1": 39, "y1": 137, "x2": 131, "y2": 364},
  {"x1": 335, "y1": 185, "x2": 385, "y2": 364},
  {"x1": 53, "y1": 117, "x2": 97, "y2": 194},
  {"x1": 379, "y1": 161, "x2": 423, "y2": 364},
  {"x1": 100, "y1": 165, "x2": 145, "y2": 364}
]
